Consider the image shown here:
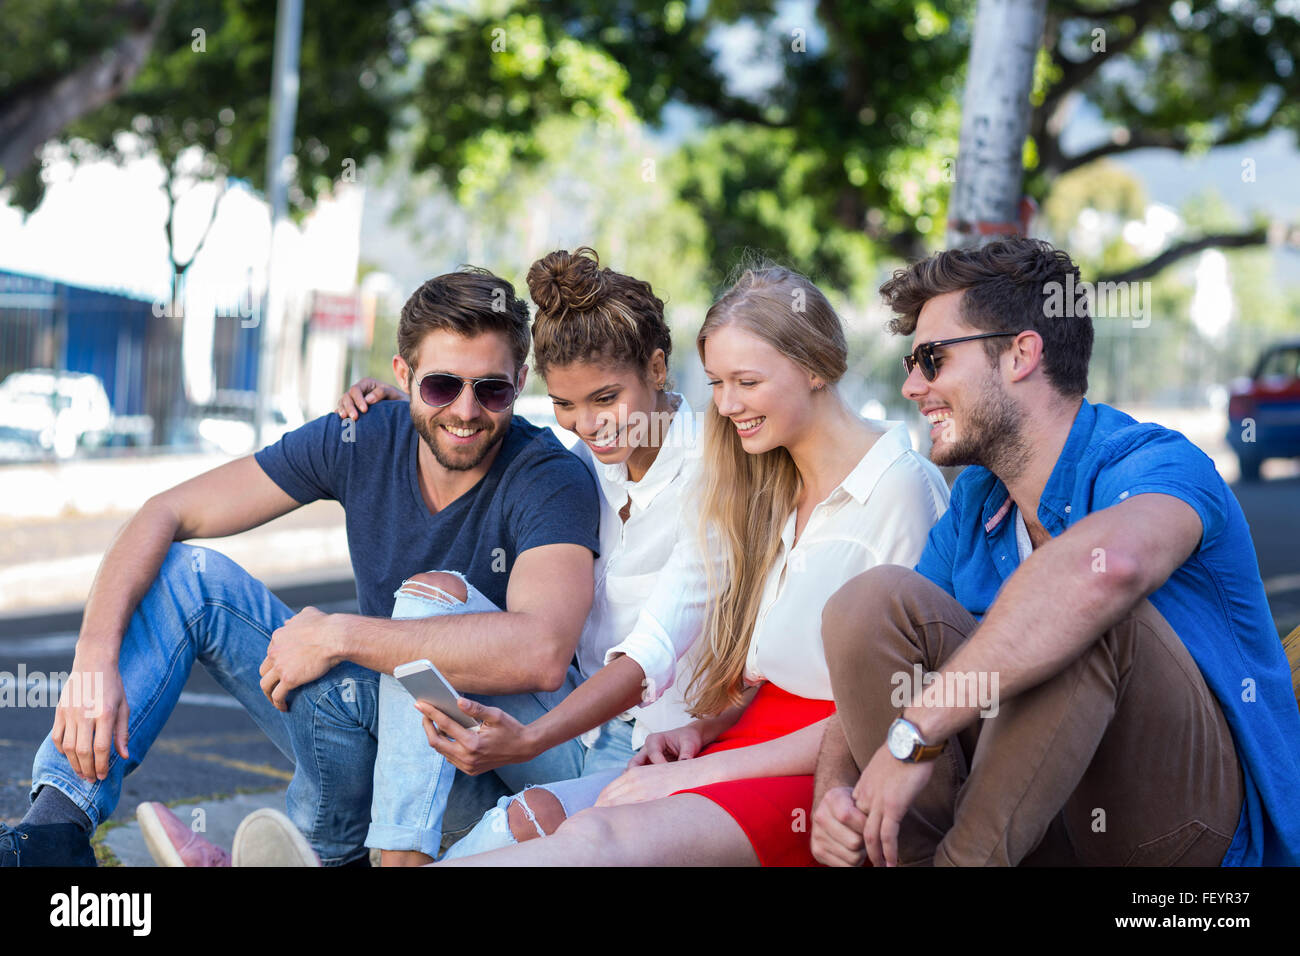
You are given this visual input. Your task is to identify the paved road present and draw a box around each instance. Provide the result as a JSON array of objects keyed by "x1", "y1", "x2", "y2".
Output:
[
  {"x1": 2, "y1": 476, "x2": 1297, "y2": 830},
  {"x1": 0, "y1": 581, "x2": 356, "y2": 826}
]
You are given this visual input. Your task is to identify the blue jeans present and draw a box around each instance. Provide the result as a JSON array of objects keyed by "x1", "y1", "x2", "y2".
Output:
[
  {"x1": 367, "y1": 572, "x2": 587, "y2": 857},
  {"x1": 440, "y1": 713, "x2": 637, "y2": 860},
  {"x1": 29, "y1": 544, "x2": 380, "y2": 865}
]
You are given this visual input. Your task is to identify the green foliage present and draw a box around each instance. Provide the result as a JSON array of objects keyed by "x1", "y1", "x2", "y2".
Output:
[
  {"x1": 5, "y1": 0, "x2": 410, "y2": 218},
  {"x1": 397, "y1": 0, "x2": 972, "y2": 291},
  {"x1": 7, "y1": 0, "x2": 1299, "y2": 301}
]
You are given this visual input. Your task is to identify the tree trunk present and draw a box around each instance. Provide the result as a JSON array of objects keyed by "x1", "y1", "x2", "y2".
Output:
[
  {"x1": 946, "y1": 0, "x2": 1048, "y2": 250},
  {"x1": 0, "y1": 0, "x2": 173, "y2": 183}
]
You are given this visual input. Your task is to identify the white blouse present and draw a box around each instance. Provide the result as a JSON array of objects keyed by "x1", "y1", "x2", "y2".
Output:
[
  {"x1": 570, "y1": 394, "x2": 708, "y2": 747},
  {"x1": 605, "y1": 420, "x2": 949, "y2": 705}
]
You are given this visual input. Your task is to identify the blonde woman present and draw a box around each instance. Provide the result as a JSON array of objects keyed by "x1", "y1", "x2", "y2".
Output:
[{"x1": 232, "y1": 262, "x2": 950, "y2": 866}]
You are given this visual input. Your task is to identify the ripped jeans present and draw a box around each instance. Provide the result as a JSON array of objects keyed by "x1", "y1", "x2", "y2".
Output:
[
  {"x1": 439, "y1": 708, "x2": 637, "y2": 860},
  {"x1": 365, "y1": 571, "x2": 591, "y2": 858}
]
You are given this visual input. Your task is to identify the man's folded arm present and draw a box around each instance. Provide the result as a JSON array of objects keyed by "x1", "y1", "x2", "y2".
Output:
[
  {"x1": 330, "y1": 541, "x2": 595, "y2": 695},
  {"x1": 904, "y1": 492, "x2": 1203, "y2": 743}
]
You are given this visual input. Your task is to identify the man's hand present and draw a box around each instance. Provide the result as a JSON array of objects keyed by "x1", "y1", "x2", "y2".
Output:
[
  {"x1": 414, "y1": 698, "x2": 538, "y2": 775},
  {"x1": 52, "y1": 652, "x2": 129, "y2": 783},
  {"x1": 259, "y1": 607, "x2": 341, "y2": 712},
  {"x1": 628, "y1": 723, "x2": 707, "y2": 767},
  {"x1": 811, "y1": 786, "x2": 870, "y2": 867},
  {"x1": 595, "y1": 760, "x2": 705, "y2": 807},
  {"x1": 852, "y1": 743, "x2": 936, "y2": 868},
  {"x1": 336, "y1": 377, "x2": 405, "y2": 420}
]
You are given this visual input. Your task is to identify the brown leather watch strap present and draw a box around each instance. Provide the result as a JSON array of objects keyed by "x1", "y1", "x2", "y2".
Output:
[{"x1": 912, "y1": 740, "x2": 946, "y2": 762}]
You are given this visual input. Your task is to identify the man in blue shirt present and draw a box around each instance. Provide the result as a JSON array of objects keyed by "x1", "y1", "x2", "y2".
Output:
[
  {"x1": 7, "y1": 268, "x2": 600, "y2": 867},
  {"x1": 811, "y1": 237, "x2": 1300, "y2": 867}
]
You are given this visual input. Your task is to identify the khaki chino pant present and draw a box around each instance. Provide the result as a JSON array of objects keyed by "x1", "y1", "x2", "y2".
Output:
[{"x1": 822, "y1": 565, "x2": 1244, "y2": 866}]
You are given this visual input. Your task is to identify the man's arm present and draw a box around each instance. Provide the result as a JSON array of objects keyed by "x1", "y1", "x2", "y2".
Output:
[
  {"x1": 320, "y1": 542, "x2": 595, "y2": 696},
  {"x1": 55, "y1": 457, "x2": 302, "y2": 780},
  {"x1": 902, "y1": 492, "x2": 1203, "y2": 745}
]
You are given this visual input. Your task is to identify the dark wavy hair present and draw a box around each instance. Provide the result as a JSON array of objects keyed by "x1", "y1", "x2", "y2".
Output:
[
  {"x1": 526, "y1": 247, "x2": 672, "y2": 379},
  {"x1": 398, "y1": 267, "x2": 531, "y2": 371},
  {"x1": 879, "y1": 237, "x2": 1093, "y2": 397}
]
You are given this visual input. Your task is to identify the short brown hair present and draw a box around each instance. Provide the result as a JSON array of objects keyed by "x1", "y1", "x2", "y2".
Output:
[
  {"x1": 879, "y1": 237, "x2": 1092, "y2": 397},
  {"x1": 398, "y1": 267, "x2": 531, "y2": 371},
  {"x1": 526, "y1": 247, "x2": 671, "y2": 378}
]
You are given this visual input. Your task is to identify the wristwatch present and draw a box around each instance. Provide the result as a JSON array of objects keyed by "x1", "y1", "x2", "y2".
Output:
[{"x1": 887, "y1": 717, "x2": 946, "y2": 763}]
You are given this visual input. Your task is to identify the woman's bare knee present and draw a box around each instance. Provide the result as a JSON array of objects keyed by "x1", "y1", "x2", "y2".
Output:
[
  {"x1": 507, "y1": 789, "x2": 567, "y2": 842},
  {"x1": 555, "y1": 806, "x2": 618, "y2": 850}
]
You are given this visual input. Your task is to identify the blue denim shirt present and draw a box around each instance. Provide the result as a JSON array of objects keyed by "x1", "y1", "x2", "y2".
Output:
[{"x1": 915, "y1": 398, "x2": 1300, "y2": 865}]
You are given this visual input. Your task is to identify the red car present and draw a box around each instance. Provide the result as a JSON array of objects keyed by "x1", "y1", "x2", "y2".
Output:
[{"x1": 1228, "y1": 339, "x2": 1300, "y2": 481}]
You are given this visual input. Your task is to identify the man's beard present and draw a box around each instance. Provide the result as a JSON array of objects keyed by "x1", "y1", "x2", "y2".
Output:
[
  {"x1": 929, "y1": 373, "x2": 1030, "y2": 482},
  {"x1": 411, "y1": 403, "x2": 507, "y2": 472}
]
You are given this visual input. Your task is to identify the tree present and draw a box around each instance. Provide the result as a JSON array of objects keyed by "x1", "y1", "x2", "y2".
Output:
[
  {"x1": 946, "y1": 0, "x2": 1047, "y2": 249},
  {"x1": 2, "y1": 0, "x2": 410, "y2": 218},
  {"x1": 8, "y1": 1, "x2": 1298, "y2": 292},
  {"x1": 0, "y1": 0, "x2": 174, "y2": 184},
  {"x1": 394, "y1": 0, "x2": 1299, "y2": 287},
  {"x1": 2, "y1": 0, "x2": 413, "y2": 443}
]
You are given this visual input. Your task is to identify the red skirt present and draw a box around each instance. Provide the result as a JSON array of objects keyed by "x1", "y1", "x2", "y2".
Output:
[{"x1": 673, "y1": 682, "x2": 836, "y2": 867}]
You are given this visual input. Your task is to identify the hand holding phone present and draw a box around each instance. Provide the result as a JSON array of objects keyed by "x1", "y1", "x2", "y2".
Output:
[{"x1": 393, "y1": 659, "x2": 480, "y2": 730}]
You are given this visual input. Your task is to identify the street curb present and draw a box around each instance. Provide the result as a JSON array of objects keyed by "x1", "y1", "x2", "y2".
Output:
[{"x1": 0, "y1": 576, "x2": 358, "y2": 638}]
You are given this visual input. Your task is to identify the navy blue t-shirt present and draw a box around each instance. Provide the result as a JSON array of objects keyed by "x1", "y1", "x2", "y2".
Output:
[{"x1": 254, "y1": 401, "x2": 600, "y2": 616}]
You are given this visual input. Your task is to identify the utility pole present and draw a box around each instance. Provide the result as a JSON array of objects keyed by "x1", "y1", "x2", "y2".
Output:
[
  {"x1": 946, "y1": 0, "x2": 1048, "y2": 250},
  {"x1": 254, "y1": 0, "x2": 303, "y2": 448}
]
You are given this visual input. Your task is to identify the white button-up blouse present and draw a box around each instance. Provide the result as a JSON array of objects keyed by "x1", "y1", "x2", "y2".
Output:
[
  {"x1": 570, "y1": 394, "x2": 708, "y2": 747},
  {"x1": 604, "y1": 419, "x2": 949, "y2": 707}
]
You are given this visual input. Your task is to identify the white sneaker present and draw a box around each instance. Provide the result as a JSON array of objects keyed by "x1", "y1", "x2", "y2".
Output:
[{"x1": 231, "y1": 808, "x2": 321, "y2": 867}]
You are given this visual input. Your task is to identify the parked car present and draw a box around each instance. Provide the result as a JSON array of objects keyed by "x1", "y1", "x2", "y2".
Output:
[
  {"x1": 0, "y1": 368, "x2": 112, "y2": 459},
  {"x1": 192, "y1": 390, "x2": 305, "y2": 456},
  {"x1": 1227, "y1": 339, "x2": 1300, "y2": 481}
]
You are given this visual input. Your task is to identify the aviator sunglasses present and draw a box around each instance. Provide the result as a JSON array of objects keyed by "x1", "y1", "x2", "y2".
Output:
[
  {"x1": 416, "y1": 372, "x2": 518, "y2": 413},
  {"x1": 903, "y1": 331, "x2": 1019, "y2": 382}
]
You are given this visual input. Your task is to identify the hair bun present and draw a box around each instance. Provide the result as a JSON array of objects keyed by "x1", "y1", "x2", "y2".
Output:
[{"x1": 526, "y1": 247, "x2": 607, "y2": 319}]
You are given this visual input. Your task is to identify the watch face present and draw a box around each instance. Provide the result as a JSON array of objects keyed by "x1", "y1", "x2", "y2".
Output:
[{"x1": 888, "y1": 719, "x2": 915, "y2": 760}]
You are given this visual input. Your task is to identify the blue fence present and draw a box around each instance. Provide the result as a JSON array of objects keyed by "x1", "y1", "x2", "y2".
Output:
[{"x1": 0, "y1": 268, "x2": 260, "y2": 418}]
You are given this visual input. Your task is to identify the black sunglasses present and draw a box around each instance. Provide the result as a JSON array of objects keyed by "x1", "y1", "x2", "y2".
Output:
[
  {"x1": 903, "y1": 332, "x2": 1019, "y2": 382},
  {"x1": 417, "y1": 372, "x2": 518, "y2": 413}
]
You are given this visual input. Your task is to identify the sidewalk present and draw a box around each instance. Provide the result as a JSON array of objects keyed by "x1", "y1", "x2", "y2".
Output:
[{"x1": 0, "y1": 451, "x2": 352, "y2": 615}]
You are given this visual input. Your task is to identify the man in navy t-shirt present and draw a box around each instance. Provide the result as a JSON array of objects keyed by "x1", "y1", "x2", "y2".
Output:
[
  {"x1": 811, "y1": 238, "x2": 1300, "y2": 868},
  {"x1": 14, "y1": 268, "x2": 599, "y2": 868}
]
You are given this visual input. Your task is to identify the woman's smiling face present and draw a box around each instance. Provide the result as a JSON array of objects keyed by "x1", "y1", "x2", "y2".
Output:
[
  {"x1": 545, "y1": 358, "x2": 663, "y2": 465},
  {"x1": 702, "y1": 323, "x2": 820, "y2": 455}
]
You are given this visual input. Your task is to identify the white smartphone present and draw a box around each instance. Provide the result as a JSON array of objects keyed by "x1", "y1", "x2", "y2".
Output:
[{"x1": 393, "y1": 659, "x2": 480, "y2": 730}]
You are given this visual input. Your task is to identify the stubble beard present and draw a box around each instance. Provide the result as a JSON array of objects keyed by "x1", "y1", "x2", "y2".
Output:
[
  {"x1": 930, "y1": 371, "x2": 1031, "y2": 483},
  {"x1": 411, "y1": 401, "x2": 507, "y2": 472}
]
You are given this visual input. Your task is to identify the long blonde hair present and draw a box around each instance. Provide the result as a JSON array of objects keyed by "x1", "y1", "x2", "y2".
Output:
[{"x1": 686, "y1": 264, "x2": 848, "y2": 716}]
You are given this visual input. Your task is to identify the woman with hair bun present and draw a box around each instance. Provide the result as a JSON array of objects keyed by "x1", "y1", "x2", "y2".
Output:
[
  {"x1": 325, "y1": 257, "x2": 951, "y2": 866},
  {"x1": 340, "y1": 247, "x2": 714, "y2": 856}
]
